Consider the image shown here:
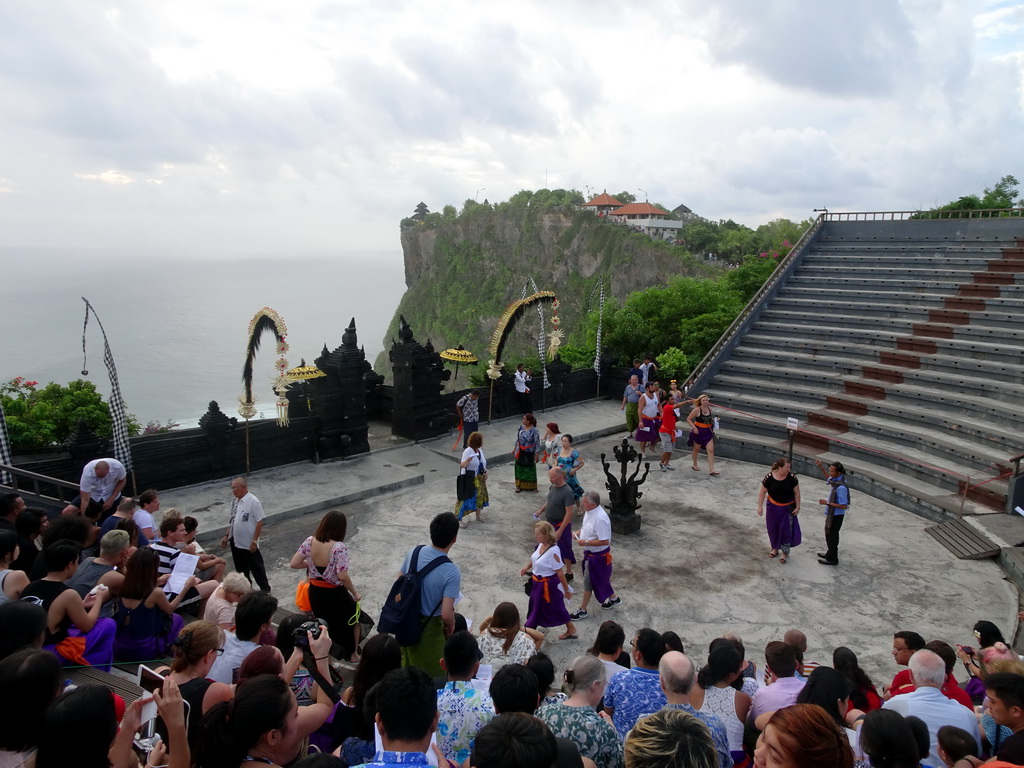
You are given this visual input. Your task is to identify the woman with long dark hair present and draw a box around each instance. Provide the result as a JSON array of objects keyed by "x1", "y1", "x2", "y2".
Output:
[
  {"x1": 113, "y1": 547, "x2": 191, "y2": 661},
  {"x1": 796, "y1": 667, "x2": 862, "y2": 761},
  {"x1": 857, "y1": 709, "x2": 919, "y2": 768},
  {"x1": 757, "y1": 457, "x2": 801, "y2": 564},
  {"x1": 0, "y1": 649, "x2": 62, "y2": 768},
  {"x1": 196, "y1": 675, "x2": 303, "y2": 768},
  {"x1": 336, "y1": 633, "x2": 402, "y2": 764},
  {"x1": 832, "y1": 646, "x2": 882, "y2": 714},
  {"x1": 290, "y1": 510, "x2": 362, "y2": 663},
  {"x1": 477, "y1": 601, "x2": 543, "y2": 665},
  {"x1": 691, "y1": 642, "x2": 751, "y2": 762}
]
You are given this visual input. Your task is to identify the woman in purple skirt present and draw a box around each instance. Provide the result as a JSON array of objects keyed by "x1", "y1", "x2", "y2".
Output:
[
  {"x1": 686, "y1": 394, "x2": 719, "y2": 475},
  {"x1": 113, "y1": 547, "x2": 189, "y2": 661},
  {"x1": 756, "y1": 457, "x2": 801, "y2": 564},
  {"x1": 520, "y1": 521, "x2": 577, "y2": 640}
]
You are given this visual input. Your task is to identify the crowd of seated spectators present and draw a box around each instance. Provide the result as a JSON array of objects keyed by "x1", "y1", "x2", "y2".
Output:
[{"x1": 3, "y1": 490, "x2": 1024, "y2": 768}]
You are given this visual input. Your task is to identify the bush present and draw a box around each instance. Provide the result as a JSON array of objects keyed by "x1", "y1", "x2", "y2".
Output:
[{"x1": 0, "y1": 377, "x2": 140, "y2": 452}]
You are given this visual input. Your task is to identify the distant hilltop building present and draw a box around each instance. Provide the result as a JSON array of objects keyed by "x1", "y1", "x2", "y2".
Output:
[
  {"x1": 581, "y1": 190, "x2": 690, "y2": 242},
  {"x1": 411, "y1": 202, "x2": 430, "y2": 221}
]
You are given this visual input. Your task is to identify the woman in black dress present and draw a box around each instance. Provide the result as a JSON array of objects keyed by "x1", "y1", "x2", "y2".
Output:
[{"x1": 756, "y1": 457, "x2": 801, "y2": 564}]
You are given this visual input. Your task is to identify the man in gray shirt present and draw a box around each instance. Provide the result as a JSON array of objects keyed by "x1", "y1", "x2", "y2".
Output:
[{"x1": 534, "y1": 467, "x2": 577, "y2": 580}]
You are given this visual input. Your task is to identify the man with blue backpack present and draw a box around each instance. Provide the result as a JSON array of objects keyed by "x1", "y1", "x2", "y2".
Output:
[{"x1": 379, "y1": 512, "x2": 461, "y2": 679}]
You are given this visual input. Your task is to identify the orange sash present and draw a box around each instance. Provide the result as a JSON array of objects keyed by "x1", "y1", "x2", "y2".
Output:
[
  {"x1": 55, "y1": 636, "x2": 89, "y2": 666},
  {"x1": 531, "y1": 573, "x2": 552, "y2": 603}
]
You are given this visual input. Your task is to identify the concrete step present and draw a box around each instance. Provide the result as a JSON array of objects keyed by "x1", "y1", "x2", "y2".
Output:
[
  {"x1": 758, "y1": 309, "x2": 1024, "y2": 343},
  {"x1": 779, "y1": 287, "x2": 1024, "y2": 313},
  {"x1": 707, "y1": 424, "x2": 1002, "y2": 521},
  {"x1": 793, "y1": 265, "x2": 1024, "y2": 283},
  {"x1": 709, "y1": 379, "x2": 1018, "y2": 472},
  {"x1": 708, "y1": 407, "x2": 1008, "y2": 512},
  {"x1": 729, "y1": 344, "x2": 1024, "y2": 401},
  {"x1": 787, "y1": 275, "x2": 1022, "y2": 297},
  {"x1": 741, "y1": 327, "x2": 1024, "y2": 378},
  {"x1": 716, "y1": 360, "x2": 1024, "y2": 441},
  {"x1": 768, "y1": 297, "x2": 1024, "y2": 332}
]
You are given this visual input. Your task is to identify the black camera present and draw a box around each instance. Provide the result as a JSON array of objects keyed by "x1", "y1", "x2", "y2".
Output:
[{"x1": 293, "y1": 618, "x2": 329, "y2": 649}]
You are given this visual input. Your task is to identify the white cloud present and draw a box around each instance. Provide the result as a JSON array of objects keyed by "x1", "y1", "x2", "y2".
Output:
[{"x1": 0, "y1": 0, "x2": 1020, "y2": 251}]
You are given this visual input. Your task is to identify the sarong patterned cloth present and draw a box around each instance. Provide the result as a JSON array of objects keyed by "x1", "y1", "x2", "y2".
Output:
[
  {"x1": 765, "y1": 501, "x2": 802, "y2": 554},
  {"x1": 455, "y1": 475, "x2": 489, "y2": 519},
  {"x1": 114, "y1": 612, "x2": 185, "y2": 663},
  {"x1": 687, "y1": 424, "x2": 715, "y2": 449},
  {"x1": 401, "y1": 615, "x2": 446, "y2": 679},
  {"x1": 624, "y1": 402, "x2": 640, "y2": 433},
  {"x1": 525, "y1": 574, "x2": 571, "y2": 628},
  {"x1": 583, "y1": 548, "x2": 615, "y2": 603},
  {"x1": 515, "y1": 451, "x2": 537, "y2": 491},
  {"x1": 557, "y1": 522, "x2": 576, "y2": 565},
  {"x1": 635, "y1": 418, "x2": 660, "y2": 445},
  {"x1": 48, "y1": 617, "x2": 117, "y2": 671}
]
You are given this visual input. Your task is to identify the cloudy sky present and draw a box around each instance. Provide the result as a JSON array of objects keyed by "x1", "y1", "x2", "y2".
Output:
[{"x1": 1, "y1": 0, "x2": 1022, "y2": 255}]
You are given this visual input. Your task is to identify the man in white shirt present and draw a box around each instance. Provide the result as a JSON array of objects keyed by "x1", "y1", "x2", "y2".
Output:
[
  {"x1": 132, "y1": 489, "x2": 161, "y2": 542},
  {"x1": 219, "y1": 477, "x2": 270, "y2": 592},
  {"x1": 73, "y1": 458, "x2": 127, "y2": 521},
  {"x1": 513, "y1": 364, "x2": 532, "y2": 413},
  {"x1": 569, "y1": 490, "x2": 620, "y2": 620},
  {"x1": 883, "y1": 649, "x2": 980, "y2": 758}
]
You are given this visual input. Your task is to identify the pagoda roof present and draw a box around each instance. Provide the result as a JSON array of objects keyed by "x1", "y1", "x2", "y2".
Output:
[
  {"x1": 613, "y1": 202, "x2": 673, "y2": 217},
  {"x1": 582, "y1": 191, "x2": 624, "y2": 208}
]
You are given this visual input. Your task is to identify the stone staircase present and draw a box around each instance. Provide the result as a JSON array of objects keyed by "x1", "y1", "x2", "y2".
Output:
[{"x1": 702, "y1": 218, "x2": 1024, "y2": 521}]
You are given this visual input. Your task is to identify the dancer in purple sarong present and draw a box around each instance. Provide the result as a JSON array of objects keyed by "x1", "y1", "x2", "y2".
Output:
[
  {"x1": 756, "y1": 457, "x2": 802, "y2": 564},
  {"x1": 521, "y1": 521, "x2": 577, "y2": 640},
  {"x1": 569, "y1": 491, "x2": 620, "y2": 621},
  {"x1": 686, "y1": 394, "x2": 719, "y2": 475},
  {"x1": 636, "y1": 382, "x2": 661, "y2": 455}
]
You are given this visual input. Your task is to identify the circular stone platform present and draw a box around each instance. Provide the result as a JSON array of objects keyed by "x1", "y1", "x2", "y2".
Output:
[{"x1": 251, "y1": 450, "x2": 1016, "y2": 686}]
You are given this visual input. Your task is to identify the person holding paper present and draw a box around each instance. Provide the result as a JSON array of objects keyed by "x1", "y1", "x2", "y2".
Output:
[
  {"x1": 151, "y1": 514, "x2": 219, "y2": 614},
  {"x1": 113, "y1": 547, "x2": 191, "y2": 662},
  {"x1": 221, "y1": 477, "x2": 271, "y2": 592}
]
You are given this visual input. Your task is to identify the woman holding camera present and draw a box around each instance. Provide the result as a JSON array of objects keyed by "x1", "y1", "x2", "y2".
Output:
[{"x1": 290, "y1": 511, "x2": 362, "y2": 663}]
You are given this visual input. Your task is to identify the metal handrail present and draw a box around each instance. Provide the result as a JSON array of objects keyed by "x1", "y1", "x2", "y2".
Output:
[
  {"x1": 824, "y1": 208, "x2": 1024, "y2": 222},
  {"x1": 0, "y1": 463, "x2": 78, "y2": 505},
  {"x1": 685, "y1": 213, "x2": 826, "y2": 390}
]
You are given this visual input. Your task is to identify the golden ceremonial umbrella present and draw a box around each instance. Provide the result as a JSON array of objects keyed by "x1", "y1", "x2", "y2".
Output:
[{"x1": 439, "y1": 345, "x2": 478, "y2": 384}]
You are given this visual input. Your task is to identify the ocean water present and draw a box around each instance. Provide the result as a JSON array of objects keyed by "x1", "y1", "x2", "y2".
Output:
[{"x1": 2, "y1": 248, "x2": 407, "y2": 426}]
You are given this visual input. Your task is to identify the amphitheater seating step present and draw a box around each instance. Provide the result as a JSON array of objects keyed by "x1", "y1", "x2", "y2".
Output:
[{"x1": 924, "y1": 518, "x2": 1002, "y2": 559}]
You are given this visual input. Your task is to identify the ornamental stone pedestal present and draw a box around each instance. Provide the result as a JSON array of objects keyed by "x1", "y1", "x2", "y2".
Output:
[
  {"x1": 601, "y1": 438, "x2": 649, "y2": 535},
  {"x1": 198, "y1": 401, "x2": 237, "y2": 471},
  {"x1": 306, "y1": 318, "x2": 375, "y2": 459},
  {"x1": 389, "y1": 316, "x2": 451, "y2": 441}
]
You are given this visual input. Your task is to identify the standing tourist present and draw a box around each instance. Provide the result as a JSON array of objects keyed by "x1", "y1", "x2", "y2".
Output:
[
  {"x1": 686, "y1": 394, "x2": 718, "y2": 475},
  {"x1": 514, "y1": 364, "x2": 533, "y2": 413},
  {"x1": 639, "y1": 355, "x2": 658, "y2": 386},
  {"x1": 72, "y1": 458, "x2": 127, "y2": 522},
  {"x1": 570, "y1": 491, "x2": 619, "y2": 620},
  {"x1": 637, "y1": 382, "x2": 661, "y2": 455},
  {"x1": 537, "y1": 422, "x2": 561, "y2": 468},
  {"x1": 220, "y1": 477, "x2": 271, "y2": 592},
  {"x1": 621, "y1": 376, "x2": 643, "y2": 439},
  {"x1": 814, "y1": 459, "x2": 849, "y2": 566},
  {"x1": 289, "y1": 510, "x2": 363, "y2": 663},
  {"x1": 556, "y1": 435, "x2": 586, "y2": 509},
  {"x1": 515, "y1": 413, "x2": 541, "y2": 493},
  {"x1": 455, "y1": 390, "x2": 481, "y2": 450},
  {"x1": 757, "y1": 457, "x2": 802, "y2": 564},
  {"x1": 658, "y1": 398, "x2": 680, "y2": 472},
  {"x1": 668, "y1": 379, "x2": 685, "y2": 404},
  {"x1": 521, "y1": 521, "x2": 577, "y2": 641},
  {"x1": 534, "y1": 467, "x2": 576, "y2": 580},
  {"x1": 455, "y1": 431, "x2": 488, "y2": 527},
  {"x1": 397, "y1": 512, "x2": 461, "y2": 678}
]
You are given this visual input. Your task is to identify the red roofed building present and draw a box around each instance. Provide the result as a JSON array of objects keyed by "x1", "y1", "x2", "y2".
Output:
[
  {"x1": 609, "y1": 202, "x2": 683, "y2": 241},
  {"x1": 580, "y1": 190, "x2": 624, "y2": 216}
]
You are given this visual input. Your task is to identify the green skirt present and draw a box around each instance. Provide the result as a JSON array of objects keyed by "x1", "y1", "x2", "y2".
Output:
[
  {"x1": 401, "y1": 615, "x2": 446, "y2": 679},
  {"x1": 515, "y1": 452, "x2": 537, "y2": 490}
]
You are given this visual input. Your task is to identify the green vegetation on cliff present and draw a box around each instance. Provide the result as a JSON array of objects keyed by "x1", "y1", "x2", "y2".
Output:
[{"x1": 381, "y1": 190, "x2": 805, "y2": 382}]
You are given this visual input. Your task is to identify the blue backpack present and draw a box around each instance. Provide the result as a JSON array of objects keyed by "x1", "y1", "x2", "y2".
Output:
[{"x1": 377, "y1": 545, "x2": 451, "y2": 646}]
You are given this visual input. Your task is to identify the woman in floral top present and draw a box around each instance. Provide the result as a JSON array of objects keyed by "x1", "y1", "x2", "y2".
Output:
[
  {"x1": 514, "y1": 413, "x2": 541, "y2": 492},
  {"x1": 536, "y1": 655, "x2": 624, "y2": 768},
  {"x1": 477, "y1": 601, "x2": 543, "y2": 666},
  {"x1": 289, "y1": 510, "x2": 362, "y2": 662}
]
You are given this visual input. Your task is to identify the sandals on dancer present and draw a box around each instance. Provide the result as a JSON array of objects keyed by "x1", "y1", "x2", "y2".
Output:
[
  {"x1": 691, "y1": 465, "x2": 700, "y2": 471},
  {"x1": 768, "y1": 550, "x2": 778, "y2": 559},
  {"x1": 709, "y1": 471, "x2": 720, "y2": 476},
  {"x1": 559, "y1": 632, "x2": 578, "y2": 640},
  {"x1": 779, "y1": 554, "x2": 788, "y2": 564}
]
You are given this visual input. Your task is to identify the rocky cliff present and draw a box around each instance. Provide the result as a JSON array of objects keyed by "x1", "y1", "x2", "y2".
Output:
[{"x1": 376, "y1": 201, "x2": 719, "y2": 376}]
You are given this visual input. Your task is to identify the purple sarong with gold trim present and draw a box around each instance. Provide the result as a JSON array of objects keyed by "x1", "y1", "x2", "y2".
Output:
[
  {"x1": 687, "y1": 424, "x2": 714, "y2": 448},
  {"x1": 525, "y1": 574, "x2": 571, "y2": 628},
  {"x1": 582, "y1": 547, "x2": 614, "y2": 603},
  {"x1": 765, "y1": 501, "x2": 801, "y2": 553}
]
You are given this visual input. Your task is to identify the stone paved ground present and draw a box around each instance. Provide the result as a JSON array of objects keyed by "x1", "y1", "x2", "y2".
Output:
[{"x1": 161, "y1": 400, "x2": 1017, "y2": 687}]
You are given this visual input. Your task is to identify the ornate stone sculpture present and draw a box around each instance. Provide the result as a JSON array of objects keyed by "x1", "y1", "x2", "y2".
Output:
[{"x1": 600, "y1": 438, "x2": 649, "y2": 534}]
